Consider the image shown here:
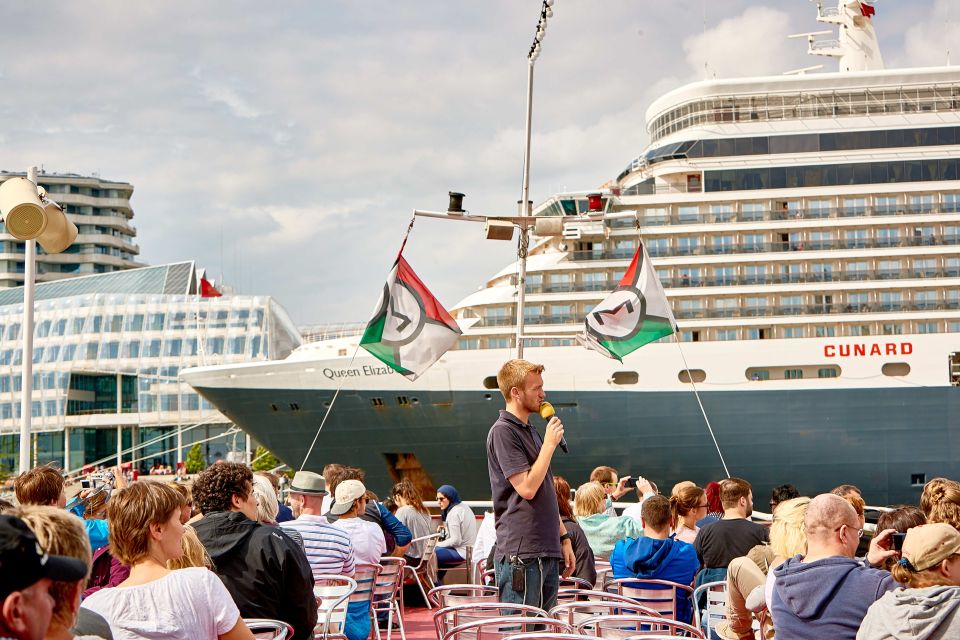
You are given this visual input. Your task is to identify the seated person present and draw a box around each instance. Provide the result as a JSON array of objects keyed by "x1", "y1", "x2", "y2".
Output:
[
  {"x1": 80, "y1": 482, "x2": 255, "y2": 640},
  {"x1": 390, "y1": 480, "x2": 434, "y2": 566},
  {"x1": 575, "y1": 481, "x2": 643, "y2": 558},
  {"x1": 555, "y1": 475, "x2": 596, "y2": 586},
  {"x1": 857, "y1": 523, "x2": 960, "y2": 640},
  {"x1": 590, "y1": 466, "x2": 636, "y2": 515},
  {"x1": 435, "y1": 485, "x2": 478, "y2": 567},
  {"x1": 694, "y1": 478, "x2": 769, "y2": 587},
  {"x1": 0, "y1": 514, "x2": 87, "y2": 640},
  {"x1": 610, "y1": 495, "x2": 699, "y2": 624},
  {"x1": 921, "y1": 478, "x2": 960, "y2": 530}
]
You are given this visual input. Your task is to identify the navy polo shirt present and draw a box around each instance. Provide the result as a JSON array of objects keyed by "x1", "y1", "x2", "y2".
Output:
[{"x1": 487, "y1": 409, "x2": 561, "y2": 562}]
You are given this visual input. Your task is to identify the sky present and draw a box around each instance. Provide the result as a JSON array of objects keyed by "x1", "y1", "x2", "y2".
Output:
[{"x1": 0, "y1": 0, "x2": 956, "y2": 325}]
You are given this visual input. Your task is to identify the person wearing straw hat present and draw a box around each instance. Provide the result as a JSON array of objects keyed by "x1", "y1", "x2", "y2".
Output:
[
  {"x1": 857, "y1": 523, "x2": 960, "y2": 640},
  {"x1": 282, "y1": 471, "x2": 356, "y2": 577}
]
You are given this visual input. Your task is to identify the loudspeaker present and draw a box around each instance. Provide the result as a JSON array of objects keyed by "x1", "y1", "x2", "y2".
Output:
[{"x1": 0, "y1": 178, "x2": 47, "y2": 240}]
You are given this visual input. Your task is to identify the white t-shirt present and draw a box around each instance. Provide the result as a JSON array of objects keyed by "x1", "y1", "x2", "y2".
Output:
[
  {"x1": 81, "y1": 567, "x2": 239, "y2": 640},
  {"x1": 333, "y1": 517, "x2": 386, "y2": 566}
]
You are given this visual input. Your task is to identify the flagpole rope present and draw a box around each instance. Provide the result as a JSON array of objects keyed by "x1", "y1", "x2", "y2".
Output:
[
  {"x1": 298, "y1": 342, "x2": 363, "y2": 472},
  {"x1": 672, "y1": 334, "x2": 731, "y2": 478},
  {"x1": 396, "y1": 211, "x2": 418, "y2": 259}
]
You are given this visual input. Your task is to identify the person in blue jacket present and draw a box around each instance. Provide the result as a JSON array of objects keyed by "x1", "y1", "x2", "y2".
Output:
[{"x1": 610, "y1": 494, "x2": 700, "y2": 624}]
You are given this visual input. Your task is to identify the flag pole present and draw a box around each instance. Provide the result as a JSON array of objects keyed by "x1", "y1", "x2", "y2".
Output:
[
  {"x1": 672, "y1": 335, "x2": 731, "y2": 478},
  {"x1": 299, "y1": 211, "x2": 419, "y2": 471},
  {"x1": 298, "y1": 342, "x2": 362, "y2": 471}
]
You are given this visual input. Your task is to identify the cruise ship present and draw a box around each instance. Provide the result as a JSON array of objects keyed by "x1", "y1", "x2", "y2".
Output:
[{"x1": 182, "y1": 2, "x2": 960, "y2": 505}]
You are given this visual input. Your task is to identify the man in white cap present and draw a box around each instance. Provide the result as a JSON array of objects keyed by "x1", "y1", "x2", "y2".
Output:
[
  {"x1": 330, "y1": 479, "x2": 386, "y2": 565},
  {"x1": 282, "y1": 471, "x2": 356, "y2": 577}
]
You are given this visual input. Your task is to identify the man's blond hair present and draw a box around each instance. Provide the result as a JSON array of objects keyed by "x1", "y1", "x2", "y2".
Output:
[
  {"x1": 16, "y1": 505, "x2": 92, "y2": 628},
  {"x1": 497, "y1": 359, "x2": 545, "y2": 401}
]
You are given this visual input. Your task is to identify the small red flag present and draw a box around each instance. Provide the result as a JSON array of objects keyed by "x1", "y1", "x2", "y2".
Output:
[
  {"x1": 860, "y1": 2, "x2": 875, "y2": 18},
  {"x1": 200, "y1": 277, "x2": 222, "y2": 297}
]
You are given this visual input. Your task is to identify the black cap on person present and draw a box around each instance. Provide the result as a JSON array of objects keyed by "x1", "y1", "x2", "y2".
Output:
[{"x1": 0, "y1": 514, "x2": 87, "y2": 600}]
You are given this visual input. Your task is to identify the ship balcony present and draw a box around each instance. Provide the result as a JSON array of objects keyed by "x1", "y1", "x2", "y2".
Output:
[
  {"x1": 673, "y1": 301, "x2": 957, "y2": 321},
  {"x1": 578, "y1": 235, "x2": 960, "y2": 262},
  {"x1": 630, "y1": 204, "x2": 960, "y2": 227},
  {"x1": 665, "y1": 267, "x2": 960, "y2": 288}
]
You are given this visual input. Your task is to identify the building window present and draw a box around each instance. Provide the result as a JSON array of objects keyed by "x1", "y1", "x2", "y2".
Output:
[
  {"x1": 228, "y1": 337, "x2": 246, "y2": 355},
  {"x1": 882, "y1": 324, "x2": 903, "y2": 335},
  {"x1": 784, "y1": 368, "x2": 804, "y2": 379},
  {"x1": 165, "y1": 339, "x2": 183, "y2": 357},
  {"x1": 457, "y1": 339, "x2": 479, "y2": 350},
  {"x1": 143, "y1": 340, "x2": 161, "y2": 357},
  {"x1": 917, "y1": 322, "x2": 939, "y2": 334},
  {"x1": 818, "y1": 367, "x2": 839, "y2": 378},
  {"x1": 125, "y1": 314, "x2": 144, "y2": 331},
  {"x1": 122, "y1": 341, "x2": 140, "y2": 358},
  {"x1": 102, "y1": 342, "x2": 120, "y2": 359},
  {"x1": 716, "y1": 329, "x2": 738, "y2": 341},
  {"x1": 815, "y1": 326, "x2": 836, "y2": 338},
  {"x1": 148, "y1": 314, "x2": 165, "y2": 331},
  {"x1": 207, "y1": 337, "x2": 224, "y2": 354}
]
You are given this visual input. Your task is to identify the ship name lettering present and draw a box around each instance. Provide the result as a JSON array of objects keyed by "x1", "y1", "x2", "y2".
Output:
[
  {"x1": 362, "y1": 364, "x2": 395, "y2": 376},
  {"x1": 322, "y1": 367, "x2": 360, "y2": 380},
  {"x1": 823, "y1": 342, "x2": 913, "y2": 358}
]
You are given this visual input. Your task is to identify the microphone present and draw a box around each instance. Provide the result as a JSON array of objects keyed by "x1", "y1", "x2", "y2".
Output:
[{"x1": 539, "y1": 401, "x2": 568, "y2": 454}]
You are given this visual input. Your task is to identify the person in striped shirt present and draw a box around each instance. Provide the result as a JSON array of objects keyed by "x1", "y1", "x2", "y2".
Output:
[{"x1": 283, "y1": 471, "x2": 356, "y2": 577}]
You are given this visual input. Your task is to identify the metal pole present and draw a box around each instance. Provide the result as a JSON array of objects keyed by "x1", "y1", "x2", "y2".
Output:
[
  {"x1": 17, "y1": 166, "x2": 37, "y2": 474},
  {"x1": 515, "y1": 60, "x2": 535, "y2": 359}
]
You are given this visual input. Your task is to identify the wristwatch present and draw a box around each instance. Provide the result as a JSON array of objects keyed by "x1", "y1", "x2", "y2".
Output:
[{"x1": 559, "y1": 532, "x2": 571, "y2": 542}]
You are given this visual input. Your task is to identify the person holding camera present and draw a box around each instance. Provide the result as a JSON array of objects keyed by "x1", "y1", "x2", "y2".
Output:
[{"x1": 487, "y1": 359, "x2": 575, "y2": 610}]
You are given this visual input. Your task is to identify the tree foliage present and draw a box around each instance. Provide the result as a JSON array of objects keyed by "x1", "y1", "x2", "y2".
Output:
[
  {"x1": 252, "y1": 446, "x2": 283, "y2": 472},
  {"x1": 185, "y1": 442, "x2": 205, "y2": 474}
]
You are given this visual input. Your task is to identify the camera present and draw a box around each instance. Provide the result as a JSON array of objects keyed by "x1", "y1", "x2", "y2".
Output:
[
  {"x1": 623, "y1": 476, "x2": 636, "y2": 489},
  {"x1": 891, "y1": 532, "x2": 906, "y2": 552}
]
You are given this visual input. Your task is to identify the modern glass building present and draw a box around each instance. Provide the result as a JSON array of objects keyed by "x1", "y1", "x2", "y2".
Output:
[
  {"x1": 0, "y1": 262, "x2": 300, "y2": 473},
  {"x1": 0, "y1": 171, "x2": 142, "y2": 287}
]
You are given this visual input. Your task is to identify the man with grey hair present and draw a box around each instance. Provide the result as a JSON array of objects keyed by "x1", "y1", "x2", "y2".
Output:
[{"x1": 771, "y1": 493, "x2": 898, "y2": 640}]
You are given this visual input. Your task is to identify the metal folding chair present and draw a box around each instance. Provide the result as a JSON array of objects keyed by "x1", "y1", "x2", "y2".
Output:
[
  {"x1": 442, "y1": 616, "x2": 573, "y2": 640},
  {"x1": 549, "y1": 599, "x2": 661, "y2": 626},
  {"x1": 552, "y1": 589, "x2": 657, "y2": 608},
  {"x1": 575, "y1": 614, "x2": 705, "y2": 639},
  {"x1": 691, "y1": 580, "x2": 726, "y2": 640},
  {"x1": 558, "y1": 576, "x2": 593, "y2": 591},
  {"x1": 503, "y1": 635, "x2": 585, "y2": 640},
  {"x1": 313, "y1": 575, "x2": 357, "y2": 640},
  {"x1": 428, "y1": 584, "x2": 499, "y2": 608},
  {"x1": 433, "y1": 602, "x2": 549, "y2": 640},
  {"x1": 371, "y1": 558, "x2": 407, "y2": 640},
  {"x1": 605, "y1": 578, "x2": 694, "y2": 620},
  {"x1": 245, "y1": 618, "x2": 294, "y2": 640},
  {"x1": 403, "y1": 533, "x2": 441, "y2": 609}
]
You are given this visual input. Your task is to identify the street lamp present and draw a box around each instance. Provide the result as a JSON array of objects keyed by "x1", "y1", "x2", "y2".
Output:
[{"x1": 0, "y1": 166, "x2": 79, "y2": 473}]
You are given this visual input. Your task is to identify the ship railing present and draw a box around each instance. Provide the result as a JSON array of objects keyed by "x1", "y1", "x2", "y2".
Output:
[
  {"x1": 578, "y1": 235, "x2": 960, "y2": 262},
  {"x1": 671, "y1": 300, "x2": 960, "y2": 320},
  {"x1": 621, "y1": 205, "x2": 960, "y2": 227}
]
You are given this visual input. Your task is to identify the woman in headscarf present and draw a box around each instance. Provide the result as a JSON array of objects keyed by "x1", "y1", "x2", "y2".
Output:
[{"x1": 435, "y1": 484, "x2": 479, "y2": 567}]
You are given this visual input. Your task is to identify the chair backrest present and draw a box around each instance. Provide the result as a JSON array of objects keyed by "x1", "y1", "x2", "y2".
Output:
[
  {"x1": 481, "y1": 567, "x2": 497, "y2": 586},
  {"x1": 691, "y1": 580, "x2": 727, "y2": 638},
  {"x1": 502, "y1": 634, "x2": 585, "y2": 640},
  {"x1": 549, "y1": 601, "x2": 661, "y2": 625},
  {"x1": 409, "y1": 533, "x2": 442, "y2": 570},
  {"x1": 594, "y1": 561, "x2": 612, "y2": 590},
  {"x1": 605, "y1": 578, "x2": 694, "y2": 620},
  {"x1": 559, "y1": 576, "x2": 594, "y2": 591},
  {"x1": 473, "y1": 558, "x2": 488, "y2": 584},
  {"x1": 351, "y1": 564, "x2": 381, "y2": 605},
  {"x1": 244, "y1": 619, "x2": 294, "y2": 640},
  {"x1": 428, "y1": 584, "x2": 499, "y2": 608},
  {"x1": 371, "y1": 558, "x2": 406, "y2": 611},
  {"x1": 443, "y1": 616, "x2": 574, "y2": 640},
  {"x1": 314, "y1": 575, "x2": 358, "y2": 638},
  {"x1": 553, "y1": 589, "x2": 659, "y2": 609},
  {"x1": 433, "y1": 602, "x2": 548, "y2": 640},
  {"x1": 575, "y1": 614, "x2": 705, "y2": 639}
]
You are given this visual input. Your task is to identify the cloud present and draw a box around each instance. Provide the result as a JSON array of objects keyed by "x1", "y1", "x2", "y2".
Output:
[
  {"x1": 200, "y1": 84, "x2": 263, "y2": 120},
  {"x1": 898, "y1": 0, "x2": 960, "y2": 68},
  {"x1": 682, "y1": 6, "x2": 808, "y2": 79}
]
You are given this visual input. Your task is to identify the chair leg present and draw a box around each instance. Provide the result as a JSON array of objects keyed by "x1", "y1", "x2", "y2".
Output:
[
  {"x1": 394, "y1": 601, "x2": 406, "y2": 640},
  {"x1": 415, "y1": 571, "x2": 432, "y2": 610}
]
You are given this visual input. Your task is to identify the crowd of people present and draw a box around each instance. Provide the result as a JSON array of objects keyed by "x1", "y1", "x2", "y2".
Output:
[{"x1": 1, "y1": 358, "x2": 959, "y2": 640}]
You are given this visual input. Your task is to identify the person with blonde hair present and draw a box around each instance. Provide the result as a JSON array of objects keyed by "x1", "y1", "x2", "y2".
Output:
[
  {"x1": 80, "y1": 481, "x2": 255, "y2": 640},
  {"x1": 670, "y1": 484, "x2": 708, "y2": 544},
  {"x1": 15, "y1": 505, "x2": 109, "y2": 640},
  {"x1": 717, "y1": 497, "x2": 810, "y2": 640},
  {"x1": 167, "y1": 525, "x2": 214, "y2": 571},
  {"x1": 921, "y1": 478, "x2": 960, "y2": 530},
  {"x1": 574, "y1": 481, "x2": 643, "y2": 558},
  {"x1": 252, "y1": 474, "x2": 279, "y2": 525},
  {"x1": 857, "y1": 523, "x2": 960, "y2": 640}
]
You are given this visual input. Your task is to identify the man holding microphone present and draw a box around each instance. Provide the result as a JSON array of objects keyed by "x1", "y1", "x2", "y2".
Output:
[{"x1": 487, "y1": 359, "x2": 576, "y2": 609}]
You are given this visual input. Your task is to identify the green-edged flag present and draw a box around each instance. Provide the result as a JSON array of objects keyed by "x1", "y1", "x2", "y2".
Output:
[
  {"x1": 578, "y1": 242, "x2": 677, "y2": 361},
  {"x1": 361, "y1": 255, "x2": 462, "y2": 381}
]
